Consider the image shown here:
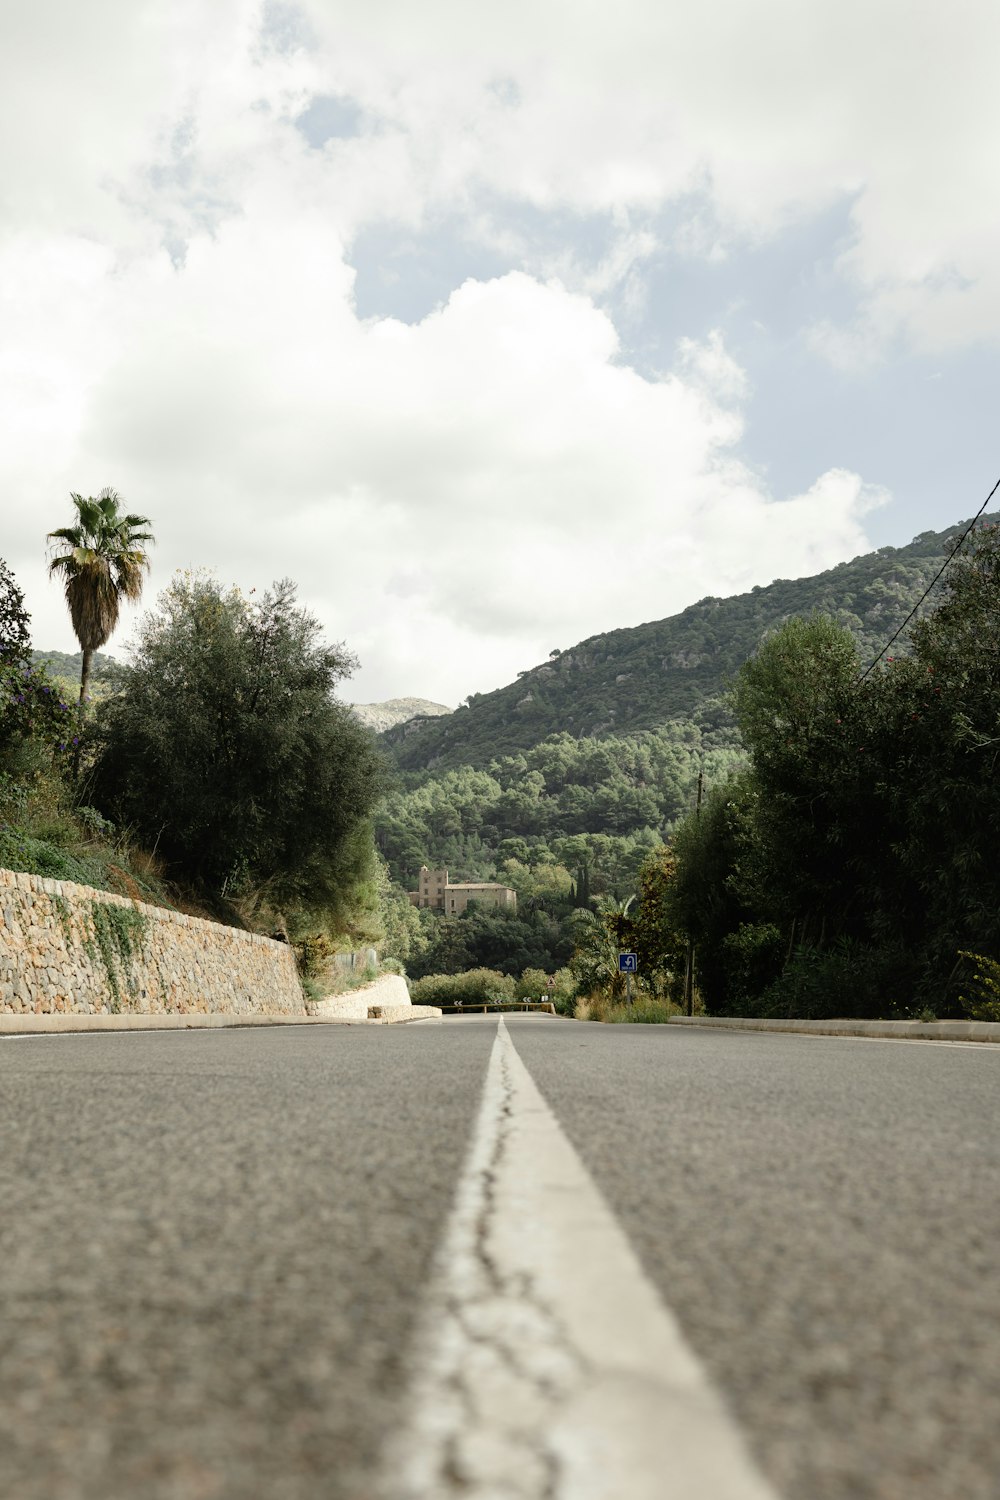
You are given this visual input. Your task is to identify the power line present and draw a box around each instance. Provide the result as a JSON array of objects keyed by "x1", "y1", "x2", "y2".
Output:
[{"x1": 857, "y1": 475, "x2": 1000, "y2": 681}]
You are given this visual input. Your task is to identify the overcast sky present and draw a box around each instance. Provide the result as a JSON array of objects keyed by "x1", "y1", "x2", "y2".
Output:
[{"x1": 3, "y1": 0, "x2": 999, "y2": 705}]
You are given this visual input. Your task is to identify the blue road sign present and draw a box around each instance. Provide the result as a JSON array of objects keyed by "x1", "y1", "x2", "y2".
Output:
[{"x1": 618, "y1": 951, "x2": 638, "y2": 973}]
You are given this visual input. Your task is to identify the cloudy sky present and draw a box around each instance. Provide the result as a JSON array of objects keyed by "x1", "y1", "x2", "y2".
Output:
[{"x1": 3, "y1": 0, "x2": 999, "y2": 705}]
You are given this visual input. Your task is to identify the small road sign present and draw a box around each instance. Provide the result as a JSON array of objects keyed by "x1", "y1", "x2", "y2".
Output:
[
  {"x1": 546, "y1": 977, "x2": 556, "y2": 989},
  {"x1": 618, "y1": 952, "x2": 638, "y2": 973}
]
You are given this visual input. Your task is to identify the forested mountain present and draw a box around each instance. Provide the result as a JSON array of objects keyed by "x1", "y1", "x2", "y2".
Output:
[
  {"x1": 377, "y1": 721, "x2": 745, "y2": 891},
  {"x1": 384, "y1": 517, "x2": 988, "y2": 773}
]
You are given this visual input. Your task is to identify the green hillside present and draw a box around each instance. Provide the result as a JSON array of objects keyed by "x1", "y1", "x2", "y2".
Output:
[
  {"x1": 30, "y1": 649, "x2": 121, "y2": 704},
  {"x1": 385, "y1": 518, "x2": 984, "y2": 773},
  {"x1": 31, "y1": 649, "x2": 120, "y2": 679}
]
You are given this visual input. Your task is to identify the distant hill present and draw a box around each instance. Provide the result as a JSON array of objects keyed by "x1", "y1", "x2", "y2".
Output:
[
  {"x1": 31, "y1": 649, "x2": 120, "y2": 680},
  {"x1": 351, "y1": 697, "x2": 452, "y2": 734},
  {"x1": 31, "y1": 649, "x2": 122, "y2": 703},
  {"x1": 384, "y1": 516, "x2": 990, "y2": 773}
]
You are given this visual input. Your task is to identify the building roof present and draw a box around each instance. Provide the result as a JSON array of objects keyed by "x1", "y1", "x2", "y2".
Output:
[{"x1": 446, "y1": 882, "x2": 515, "y2": 893}]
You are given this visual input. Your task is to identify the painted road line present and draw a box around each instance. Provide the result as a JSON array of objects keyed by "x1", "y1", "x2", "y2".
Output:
[{"x1": 380, "y1": 1017, "x2": 780, "y2": 1500}]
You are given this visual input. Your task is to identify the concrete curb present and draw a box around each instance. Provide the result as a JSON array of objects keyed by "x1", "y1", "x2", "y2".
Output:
[
  {"x1": 668, "y1": 1016, "x2": 1000, "y2": 1044},
  {"x1": 0, "y1": 1011, "x2": 435, "y2": 1035}
]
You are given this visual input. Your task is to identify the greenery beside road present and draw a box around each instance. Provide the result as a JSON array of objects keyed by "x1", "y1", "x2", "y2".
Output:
[
  {"x1": 393, "y1": 520, "x2": 1000, "y2": 1027},
  {"x1": 375, "y1": 512, "x2": 1000, "y2": 1005},
  {"x1": 87, "y1": 573, "x2": 385, "y2": 939},
  {"x1": 619, "y1": 524, "x2": 1000, "y2": 1022},
  {"x1": 1, "y1": 494, "x2": 394, "y2": 974},
  {"x1": 8, "y1": 491, "x2": 1000, "y2": 1025}
]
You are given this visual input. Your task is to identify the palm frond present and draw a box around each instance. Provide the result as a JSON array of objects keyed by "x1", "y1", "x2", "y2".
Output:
[
  {"x1": 48, "y1": 488, "x2": 156, "y2": 656},
  {"x1": 66, "y1": 561, "x2": 119, "y2": 651}
]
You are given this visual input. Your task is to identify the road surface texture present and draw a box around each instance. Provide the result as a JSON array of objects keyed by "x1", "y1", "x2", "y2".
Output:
[{"x1": 1, "y1": 1015, "x2": 998, "y2": 1499}]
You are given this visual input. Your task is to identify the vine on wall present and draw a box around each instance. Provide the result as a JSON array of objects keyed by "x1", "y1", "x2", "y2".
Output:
[
  {"x1": 50, "y1": 892, "x2": 75, "y2": 951},
  {"x1": 80, "y1": 901, "x2": 150, "y2": 1012}
]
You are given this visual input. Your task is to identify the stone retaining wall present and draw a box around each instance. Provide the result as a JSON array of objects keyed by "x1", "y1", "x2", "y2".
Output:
[{"x1": 0, "y1": 867, "x2": 305, "y2": 1017}]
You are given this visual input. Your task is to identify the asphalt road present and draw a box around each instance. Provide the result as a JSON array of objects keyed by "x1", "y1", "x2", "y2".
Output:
[{"x1": 2, "y1": 1016, "x2": 999, "y2": 1499}]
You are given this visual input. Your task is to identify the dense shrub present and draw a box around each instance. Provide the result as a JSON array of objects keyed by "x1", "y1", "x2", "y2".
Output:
[
  {"x1": 749, "y1": 940, "x2": 915, "y2": 1020},
  {"x1": 0, "y1": 559, "x2": 74, "y2": 762},
  {"x1": 409, "y1": 969, "x2": 516, "y2": 1005},
  {"x1": 956, "y1": 952, "x2": 1000, "y2": 1022},
  {"x1": 88, "y1": 575, "x2": 385, "y2": 924},
  {"x1": 580, "y1": 991, "x2": 678, "y2": 1023},
  {"x1": 602, "y1": 997, "x2": 678, "y2": 1024},
  {"x1": 719, "y1": 922, "x2": 785, "y2": 1010}
]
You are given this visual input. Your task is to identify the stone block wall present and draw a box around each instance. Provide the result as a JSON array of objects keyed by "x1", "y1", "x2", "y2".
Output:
[{"x1": 0, "y1": 867, "x2": 305, "y2": 1017}]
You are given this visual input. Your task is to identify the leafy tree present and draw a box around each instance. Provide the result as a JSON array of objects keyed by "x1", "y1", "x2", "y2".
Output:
[
  {"x1": 406, "y1": 916, "x2": 475, "y2": 978},
  {"x1": 47, "y1": 489, "x2": 155, "y2": 704},
  {"x1": 631, "y1": 845, "x2": 686, "y2": 996},
  {"x1": 87, "y1": 575, "x2": 385, "y2": 924},
  {"x1": 373, "y1": 856, "x2": 430, "y2": 965},
  {"x1": 731, "y1": 615, "x2": 863, "y2": 945},
  {"x1": 499, "y1": 857, "x2": 573, "y2": 907},
  {"x1": 662, "y1": 526, "x2": 1000, "y2": 1015},
  {"x1": 0, "y1": 559, "x2": 73, "y2": 765},
  {"x1": 878, "y1": 523, "x2": 1000, "y2": 978},
  {"x1": 568, "y1": 899, "x2": 638, "y2": 1001},
  {"x1": 0, "y1": 559, "x2": 30, "y2": 667},
  {"x1": 660, "y1": 775, "x2": 760, "y2": 1011}
]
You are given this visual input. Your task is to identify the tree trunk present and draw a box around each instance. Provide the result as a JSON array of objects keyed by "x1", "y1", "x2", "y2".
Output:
[
  {"x1": 785, "y1": 915, "x2": 797, "y2": 963},
  {"x1": 79, "y1": 647, "x2": 93, "y2": 705}
]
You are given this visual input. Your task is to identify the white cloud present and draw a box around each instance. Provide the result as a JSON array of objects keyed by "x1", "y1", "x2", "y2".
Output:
[
  {"x1": 282, "y1": 0, "x2": 1000, "y2": 353},
  {"x1": 1, "y1": 198, "x2": 881, "y2": 701},
  {"x1": 18, "y1": 0, "x2": 993, "y2": 700},
  {"x1": 5, "y1": 2, "x2": 999, "y2": 349},
  {"x1": 8, "y1": 2, "x2": 1000, "y2": 324},
  {"x1": 676, "y1": 330, "x2": 749, "y2": 404}
]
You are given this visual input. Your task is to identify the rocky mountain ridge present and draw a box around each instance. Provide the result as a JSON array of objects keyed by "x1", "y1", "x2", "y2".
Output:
[{"x1": 350, "y1": 697, "x2": 452, "y2": 734}]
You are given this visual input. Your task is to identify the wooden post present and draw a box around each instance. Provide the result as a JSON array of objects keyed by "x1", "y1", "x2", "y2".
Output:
[{"x1": 683, "y1": 764, "x2": 704, "y2": 1016}]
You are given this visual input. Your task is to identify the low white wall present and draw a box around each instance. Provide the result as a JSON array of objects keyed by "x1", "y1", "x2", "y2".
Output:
[{"x1": 312, "y1": 973, "x2": 433, "y2": 1022}]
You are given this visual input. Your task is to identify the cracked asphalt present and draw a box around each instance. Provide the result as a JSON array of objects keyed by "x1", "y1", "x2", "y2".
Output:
[
  {"x1": 0, "y1": 1023, "x2": 495, "y2": 1500},
  {"x1": 2, "y1": 1016, "x2": 1000, "y2": 1499},
  {"x1": 381, "y1": 1018, "x2": 589, "y2": 1500},
  {"x1": 507, "y1": 1015, "x2": 1000, "y2": 1500}
]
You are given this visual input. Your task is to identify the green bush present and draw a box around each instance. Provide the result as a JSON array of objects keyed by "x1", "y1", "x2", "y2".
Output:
[
  {"x1": 514, "y1": 964, "x2": 576, "y2": 1013},
  {"x1": 957, "y1": 951, "x2": 1000, "y2": 1022},
  {"x1": 410, "y1": 969, "x2": 516, "y2": 1005},
  {"x1": 515, "y1": 966, "x2": 550, "y2": 999},
  {"x1": 295, "y1": 932, "x2": 336, "y2": 977},
  {"x1": 719, "y1": 922, "x2": 784, "y2": 1006},
  {"x1": 750, "y1": 940, "x2": 911, "y2": 1020},
  {"x1": 602, "y1": 997, "x2": 678, "y2": 1024}
]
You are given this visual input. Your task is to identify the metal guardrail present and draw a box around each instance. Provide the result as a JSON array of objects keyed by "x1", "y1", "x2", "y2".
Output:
[{"x1": 435, "y1": 1001, "x2": 557, "y2": 1015}]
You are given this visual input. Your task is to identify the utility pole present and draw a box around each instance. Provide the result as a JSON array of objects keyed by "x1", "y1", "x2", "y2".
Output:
[{"x1": 683, "y1": 760, "x2": 704, "y2": 1017}]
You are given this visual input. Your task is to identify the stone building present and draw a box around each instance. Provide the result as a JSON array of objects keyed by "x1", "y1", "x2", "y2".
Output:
[{"x1": 408, "y1": 866, "x2": 517, "y2": 915}]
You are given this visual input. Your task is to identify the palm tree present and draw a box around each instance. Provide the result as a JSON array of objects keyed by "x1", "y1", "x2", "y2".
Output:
[
  {"x1": 47, "y1": 489, "x2": 155, "y2": 704},
  {"x1": 569, "y1": 894, "x2": 637, "y2": 1001}
]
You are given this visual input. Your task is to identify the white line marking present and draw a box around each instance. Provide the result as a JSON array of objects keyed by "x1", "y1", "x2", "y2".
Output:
[{"x1": 381, "y1": 1017, "x2": 780, "y2": 1499}]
